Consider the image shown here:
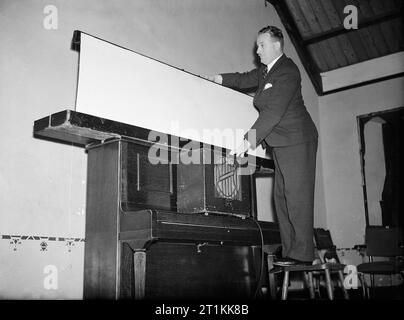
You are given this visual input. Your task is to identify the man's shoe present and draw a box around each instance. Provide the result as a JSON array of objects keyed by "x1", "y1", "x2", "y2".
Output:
[
  {"x1": 273, "y1": 257, "x2": 313, "y2": 266},
  {"x1": 273, "y1": 257, "x2": 297, "y2": 266}
]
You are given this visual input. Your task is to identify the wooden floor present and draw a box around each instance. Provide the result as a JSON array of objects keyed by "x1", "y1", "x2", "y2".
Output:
[{"x1": 270, "y1": 284, "x2": 404, "y2": 300}]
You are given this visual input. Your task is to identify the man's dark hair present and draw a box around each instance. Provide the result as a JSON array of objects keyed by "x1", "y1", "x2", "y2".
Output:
[{"x1": 258, "y1": 25, "x2": 284, "y2": 50}]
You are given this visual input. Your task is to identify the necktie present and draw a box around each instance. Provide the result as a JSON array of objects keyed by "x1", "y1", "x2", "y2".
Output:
[{"x1": 262, "y1": 66, "x2": 268, "y2": 78}]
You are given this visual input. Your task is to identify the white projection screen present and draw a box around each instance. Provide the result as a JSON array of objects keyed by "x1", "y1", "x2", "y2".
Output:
[{"x1": 75, "y1": 32, "x2": 266, "y2": 158}]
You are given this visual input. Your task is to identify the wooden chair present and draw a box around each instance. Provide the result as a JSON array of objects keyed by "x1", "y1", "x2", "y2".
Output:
[{"x1": 356, "y1": 226, "x2": 404, "y2": 299}]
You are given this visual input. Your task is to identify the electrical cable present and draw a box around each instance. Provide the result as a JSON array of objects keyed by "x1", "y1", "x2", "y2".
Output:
[
  {"x1": 233, "y1": 153, "x2": 266, "y2": 299},
  {"x1": 248, "y1": 215, "x2": 265, "y2": 299}
]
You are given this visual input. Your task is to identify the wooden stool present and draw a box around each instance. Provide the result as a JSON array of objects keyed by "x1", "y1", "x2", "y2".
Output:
[{"x1": 270, "y1": 262, "x2": 346, "y2": 300}]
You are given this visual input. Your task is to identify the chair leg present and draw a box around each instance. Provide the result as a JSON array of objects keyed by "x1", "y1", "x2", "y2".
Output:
[
  {"x1": 314, "y1": 275, "x2": 322, "y2": 298},
  {"x1": 338, "y1": 270, "x2": 349, "y2": 299},
  {"x1": 324, "y1": 268, "x2": 334, "y2": 300},
  {"x1": 368, "y1": 274, "x2": 373, "y2": 299},
  {"x1": 281, "y1": 270, "x2": 289, "y2": 300},
  {"x1": 308, "y1": 272, "x2": 315, "y2": 299},
  {"x1": 361, "y1": 274, "x2": 366, "y2": 299},
  {"x1": 359, "y1": 273, "x2": 366, "y2": 299},
  {"x1": 359, "y1": 273, "x2": 368, "y2": 299}
]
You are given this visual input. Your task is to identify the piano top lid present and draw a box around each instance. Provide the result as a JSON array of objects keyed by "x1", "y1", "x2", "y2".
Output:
[
  {"x1": 33, "y1": 109, "x2": 183, "y2": 148},
  {"x1": 33, "y1": 109, "x2": 274, "y2": 169}
]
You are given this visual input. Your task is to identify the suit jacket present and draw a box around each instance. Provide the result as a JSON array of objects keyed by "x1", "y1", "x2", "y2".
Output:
[{"x1": 221, "y1": 54, "x2": 318, "y2": 147}]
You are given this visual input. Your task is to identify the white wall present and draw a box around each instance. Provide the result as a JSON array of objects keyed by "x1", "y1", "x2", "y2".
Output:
[
  {"x1": 0, "y1": 0, "x2": 321, "y2": 298},
  {"x1": 319, "y1": 76, "x2": 404, "y2": 264}
]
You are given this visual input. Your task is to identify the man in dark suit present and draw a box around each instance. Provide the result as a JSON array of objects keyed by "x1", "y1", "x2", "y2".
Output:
[{"x1": 208, "y1": 26, "x2": 318, "y2": 265}]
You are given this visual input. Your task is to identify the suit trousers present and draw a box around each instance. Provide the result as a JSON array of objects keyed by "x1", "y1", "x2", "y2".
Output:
[{"x1": 272, "y1": 140, "x2": 318, "y2": 261}]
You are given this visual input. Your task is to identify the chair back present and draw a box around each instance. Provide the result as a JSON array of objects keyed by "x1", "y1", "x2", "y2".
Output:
[
  {"x1": 313, "y1": 228, "x2": 340, "y2": 263},
  {"x1": 365, "y1": 226, "x2": 404, "y2": 257}
]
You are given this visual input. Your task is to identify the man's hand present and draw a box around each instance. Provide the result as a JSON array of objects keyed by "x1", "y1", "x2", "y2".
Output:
[
  {"x1": 202, "y1": 75, "x2": 223, "y2": 84},
  {"x1": 229, "y1": 139, "x2": 251, "y2": 158}
]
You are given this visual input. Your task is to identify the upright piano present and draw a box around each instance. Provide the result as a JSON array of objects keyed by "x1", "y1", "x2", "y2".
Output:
[{"x1": 34, "y1": 109, "x2": 280, "y2": 299}]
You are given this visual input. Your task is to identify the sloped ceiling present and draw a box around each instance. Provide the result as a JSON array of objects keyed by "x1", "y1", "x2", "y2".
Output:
[{"x1": 268, "y1": 0, "x2": 403, "y2": 95}]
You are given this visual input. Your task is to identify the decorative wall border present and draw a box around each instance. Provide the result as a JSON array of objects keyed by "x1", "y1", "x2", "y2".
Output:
[{"x1": 1, "y1": 235, "x2": 85, "y2": 252}]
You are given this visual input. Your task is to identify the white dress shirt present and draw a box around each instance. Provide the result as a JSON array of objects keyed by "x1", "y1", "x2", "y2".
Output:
[{"x1": 266, "y1": 53, "x2": 283, "y2": 73}]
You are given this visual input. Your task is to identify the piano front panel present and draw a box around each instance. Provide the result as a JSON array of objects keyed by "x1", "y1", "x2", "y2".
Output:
[
  {"x1": 120, "y1": 140, "x2": 254, "y2": 217},
  {"x1": 177, "y1": 147, "x2": 253, "y2": 217},
  {"x1": 120, "y1": 141, "x2": 177, "y2": 212}
]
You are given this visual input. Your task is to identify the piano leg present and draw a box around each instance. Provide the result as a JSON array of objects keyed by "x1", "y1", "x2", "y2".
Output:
[
  {"x1": 133, "y1": 250, "x2": 146, "y2": 299},
  {"x1": 267, "y1": 254, "x2": 278, "y2": 299}
]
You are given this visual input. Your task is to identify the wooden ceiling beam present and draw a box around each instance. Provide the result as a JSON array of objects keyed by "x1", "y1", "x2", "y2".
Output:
[
  {"x1": 302, "y1": 11, "x2": 402, "y2": 45},
  {"x1": 268, "y1": 0, "x2": 323, "y2": 95}
]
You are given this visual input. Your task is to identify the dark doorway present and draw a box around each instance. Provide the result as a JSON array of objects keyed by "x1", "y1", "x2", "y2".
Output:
[{"x1": 357, "y1": 106, "x2": 404, "y2": 229}]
